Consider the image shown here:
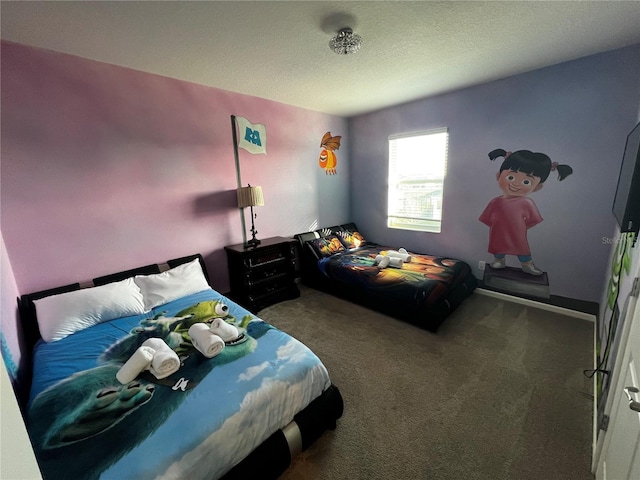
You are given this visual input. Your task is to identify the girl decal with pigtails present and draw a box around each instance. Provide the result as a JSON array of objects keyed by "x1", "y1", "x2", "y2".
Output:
[{"x1": 479, "y1": 149, "x2": 573, "y2": 276}]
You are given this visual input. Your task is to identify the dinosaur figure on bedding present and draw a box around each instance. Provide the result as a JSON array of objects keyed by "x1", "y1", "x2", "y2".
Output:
[
  {"x1": 100, "y1": 299, "x2": 248, "y2": 360},
  {"x1": 28, "y1": 300, "x2": 274, "y2": 480}
]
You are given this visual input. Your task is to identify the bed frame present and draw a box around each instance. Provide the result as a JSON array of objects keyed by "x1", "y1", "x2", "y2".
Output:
[
  {"x1": 294, "y1": 223, "x2": 478, "y2": 332},
  {"x1": 17, "y1": 253, "x2": 343, "y2": 480}
]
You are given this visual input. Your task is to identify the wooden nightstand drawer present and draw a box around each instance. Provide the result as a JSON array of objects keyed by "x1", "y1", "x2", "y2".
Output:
[
  {"x1": 248, "y1": 284, "x2": 300, "y2": 312},
  {"x1": 225, "y1": 237, "x2": 300, "y2": 313},
  {"x1": 250, "y1": 276, "x2": 292, "y2": 296},
  {"x1": 245, "y1": 270, "x2": 290, "y2": 287},
  {"x1": 242, "y1": 251, "x2": 288, "y2": 269}
]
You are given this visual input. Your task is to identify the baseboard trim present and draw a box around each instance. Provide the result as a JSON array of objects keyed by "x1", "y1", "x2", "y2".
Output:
[{"x1": 475, "y1": 288, "x2": 596, "y2": 322}]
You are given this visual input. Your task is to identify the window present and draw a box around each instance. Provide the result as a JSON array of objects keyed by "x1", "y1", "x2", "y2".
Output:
[{"x1": 388, "y1": 128, "x2": 448, "y2": 233}]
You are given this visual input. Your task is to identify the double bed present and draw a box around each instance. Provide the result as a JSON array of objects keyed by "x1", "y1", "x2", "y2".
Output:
[
  {"x1": 18, "y1": 254, "x2": 343, "y2": 480},
  {"x1": 295, "y1": 223, "x2": 477, "y2": 332}
]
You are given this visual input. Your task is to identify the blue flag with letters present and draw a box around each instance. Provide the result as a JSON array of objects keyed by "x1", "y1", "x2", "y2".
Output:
[{"x1": 236, "y1": 116, "x2": 267, "y2": 155}]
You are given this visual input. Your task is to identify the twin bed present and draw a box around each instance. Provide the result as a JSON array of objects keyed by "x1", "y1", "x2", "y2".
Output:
[
  {"x1": 18, "y1": 254, "x2": 343, "y2": 480},
  {"x1": 294, "y1": 223, "x2": 477, "y2": 332}
]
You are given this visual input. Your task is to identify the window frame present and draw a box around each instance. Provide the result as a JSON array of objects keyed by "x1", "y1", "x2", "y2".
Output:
[{"x1": 387, "y1": 128, "x2": 449, "y2": 233}]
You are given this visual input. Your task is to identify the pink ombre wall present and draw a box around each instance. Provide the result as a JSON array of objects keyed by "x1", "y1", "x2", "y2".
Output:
[
  {"x1": 1, "y1": 41, "x2": 350, "y2": 367},
  {"x1": 1, "y1": 40, "x2": 349, "y2": 296}
]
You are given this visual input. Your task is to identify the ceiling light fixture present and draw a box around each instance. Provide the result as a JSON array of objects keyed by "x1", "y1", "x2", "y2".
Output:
[{"x1": 329, "y1": 27, "x2": 362, "y2": 55}]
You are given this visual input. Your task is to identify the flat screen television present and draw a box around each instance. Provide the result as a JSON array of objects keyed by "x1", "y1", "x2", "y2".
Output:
[{"x1": 612, "y1": 121, "x2": 640, "y2": 243}]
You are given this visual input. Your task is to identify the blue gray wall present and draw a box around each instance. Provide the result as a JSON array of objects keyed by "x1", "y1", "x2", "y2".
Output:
[{"x1": 349, "y1": 43, "x2": 640, "y2": 302}]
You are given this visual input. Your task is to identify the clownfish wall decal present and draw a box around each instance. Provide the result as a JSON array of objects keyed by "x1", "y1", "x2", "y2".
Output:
[{"x1": 318, "y1": 132, "x2": 341, "y2": 175}]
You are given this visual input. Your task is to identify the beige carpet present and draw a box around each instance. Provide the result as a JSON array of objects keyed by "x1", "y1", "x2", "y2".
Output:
[{"x1": 257, "y1": 285, "x2": 595, "y2": 480}]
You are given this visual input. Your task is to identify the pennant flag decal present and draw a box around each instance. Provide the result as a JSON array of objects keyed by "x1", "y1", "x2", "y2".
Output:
[{"x1": 235, "y1": 116, "x2": 267, "y2": 155}]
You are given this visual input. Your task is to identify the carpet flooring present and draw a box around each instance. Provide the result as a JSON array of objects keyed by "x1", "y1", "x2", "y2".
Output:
[{"x1": 257, "y1": 285, "x2": 595, "y2": 480}]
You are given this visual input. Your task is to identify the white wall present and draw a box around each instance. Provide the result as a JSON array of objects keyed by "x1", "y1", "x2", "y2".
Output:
[{"x1": 0, "y1": 355, "x2": 42, "y2": 479}]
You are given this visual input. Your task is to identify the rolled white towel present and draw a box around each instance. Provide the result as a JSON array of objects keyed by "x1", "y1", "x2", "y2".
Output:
[
  {"x1": 399, "y1": 248, "x2": 413, "y2": 262},
  {"x1": 188, "y1": 323, "x2": 225, "y2": 358},
  {"x1": 142, "y1": 338, "x2": 181, "y2": 379},
  {"x1": 375, "y1": 255, "x2": 390, "y2": 268},
  {"x1": 388, "y1": 257, "x2": 404, "y2": 268},
  {"x1": 116, "y1": 346, "x2": 156, "y2": 384},
  {"x1": 210, "y1": 318, "x2": 240, "y2": 342},
  {"x1": 386, "y1": 250, "x2": 412, "y2": 263}
]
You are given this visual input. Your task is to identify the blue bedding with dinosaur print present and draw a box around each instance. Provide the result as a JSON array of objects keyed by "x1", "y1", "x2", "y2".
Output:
[{"x1": 27, "y1": 288, "x2": 331, "y2": 480}]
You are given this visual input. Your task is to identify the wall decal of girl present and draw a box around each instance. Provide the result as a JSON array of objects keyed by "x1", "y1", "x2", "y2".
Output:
[{"x1": 479, "y1": 149, "x2": 573, "y2": 275}]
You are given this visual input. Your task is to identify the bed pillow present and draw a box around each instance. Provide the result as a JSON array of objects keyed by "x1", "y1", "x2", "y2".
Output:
[
  {"x1": 34, "y1": 278, "x2": 146, "y2": 343},
  {"x1": 134, "y1": 258, "x2": 210, "y2": 310},
  {"x1": 338, "y1": 229, "x2": 367, "y2": 249},
  {"x1": 307, "y1": 234, "x2": 346, "y2": 259}
]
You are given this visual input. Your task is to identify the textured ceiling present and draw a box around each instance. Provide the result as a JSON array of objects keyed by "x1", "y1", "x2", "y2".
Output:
[{"x1": 2, "y1": 1, "x2": 640, "y2": 117}]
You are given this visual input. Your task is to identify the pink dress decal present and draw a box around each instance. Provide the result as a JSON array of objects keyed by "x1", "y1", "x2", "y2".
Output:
[{"x1": 479, "y1": 196, "x2": 543, "y2": 256}]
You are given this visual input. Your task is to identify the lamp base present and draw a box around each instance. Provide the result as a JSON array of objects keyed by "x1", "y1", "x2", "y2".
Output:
[
  {"x1": 244, "y1": 238, "x2": 261, "y2": 249},
  {"x1": 244, "y1": 204, "x2": 261, "y2": 249}
]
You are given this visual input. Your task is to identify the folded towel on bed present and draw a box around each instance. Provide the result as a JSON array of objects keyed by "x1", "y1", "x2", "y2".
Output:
[
  {"x1": 188, "y1": 323, "x2": 225, "y2": 358},
  {"x1": 116, "y1": 346, "x2": 156, "y2": 384},
  {"x1": 388, "y1": 257, "x2": 404, "y2": 268},
  {"x1": 142, "y1": 338, "x2": 181, "y2": 379},
  {"x1": 386, "y1": 249, "x2": 412, "y2": 263},
  {"x1": 375, "y1": 255, "x2": 403, "y2": 269},
  {"x1": 375, "y1": 255, "x2": 390, "y2": 268},
  {"x1": 210, "y1": 318, "x2": 240, "y2": 343}
]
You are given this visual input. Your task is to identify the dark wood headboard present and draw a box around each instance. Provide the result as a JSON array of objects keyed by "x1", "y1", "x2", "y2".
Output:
[
  {"x1": 17, "y1": 253, "x2": 210, "y2": 357},
  {"x1": 292, "y1": 222, "x2": 359, "y2": 246},
  {"x1": 292, "y1": 223, "x2": 360, "y2": 284}
]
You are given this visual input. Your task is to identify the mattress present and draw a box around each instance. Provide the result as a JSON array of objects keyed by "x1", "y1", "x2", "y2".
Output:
[
  {"x1": 318, "y1": 245, "x2": 472, "y2": 308},
  {"x1": 26, "y1": 288, "x2": 331, "y2": 480}
]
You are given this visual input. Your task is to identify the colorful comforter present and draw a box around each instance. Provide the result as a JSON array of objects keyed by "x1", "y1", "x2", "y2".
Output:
[
  {"x1": 317, "y1": 245, "x2": 473, "y2": 308},
  {"x1": 27, "y1": 289, "x2": 331, "y2": 480}
]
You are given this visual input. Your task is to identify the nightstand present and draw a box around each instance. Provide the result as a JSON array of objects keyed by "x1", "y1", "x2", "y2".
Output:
[{"x1": 224, "y1": 237, "x2": 300, "y2": 313}]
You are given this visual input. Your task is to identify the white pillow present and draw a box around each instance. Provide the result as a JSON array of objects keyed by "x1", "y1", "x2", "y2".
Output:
[
  {"x1": 134, "y1": 258, "x2": 210, "y2": 311},
  {"x1": 34, "y1": 277, "x2": 146, "y2": 342}
]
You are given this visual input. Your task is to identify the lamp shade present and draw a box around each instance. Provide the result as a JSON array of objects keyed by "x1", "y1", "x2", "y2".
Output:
[{"x1": 237, "y1": 185, "x2": 264, "y2": 208}]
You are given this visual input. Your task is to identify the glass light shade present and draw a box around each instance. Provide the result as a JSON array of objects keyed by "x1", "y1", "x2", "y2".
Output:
[{"x1": 329, "y1": 28, "x2": 362, "y2": 55}]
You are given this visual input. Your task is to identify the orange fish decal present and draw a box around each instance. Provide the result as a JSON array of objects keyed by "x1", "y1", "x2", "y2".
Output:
[{"x1": 318, "y1": 132, "x2": 341, "y2": 175}]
